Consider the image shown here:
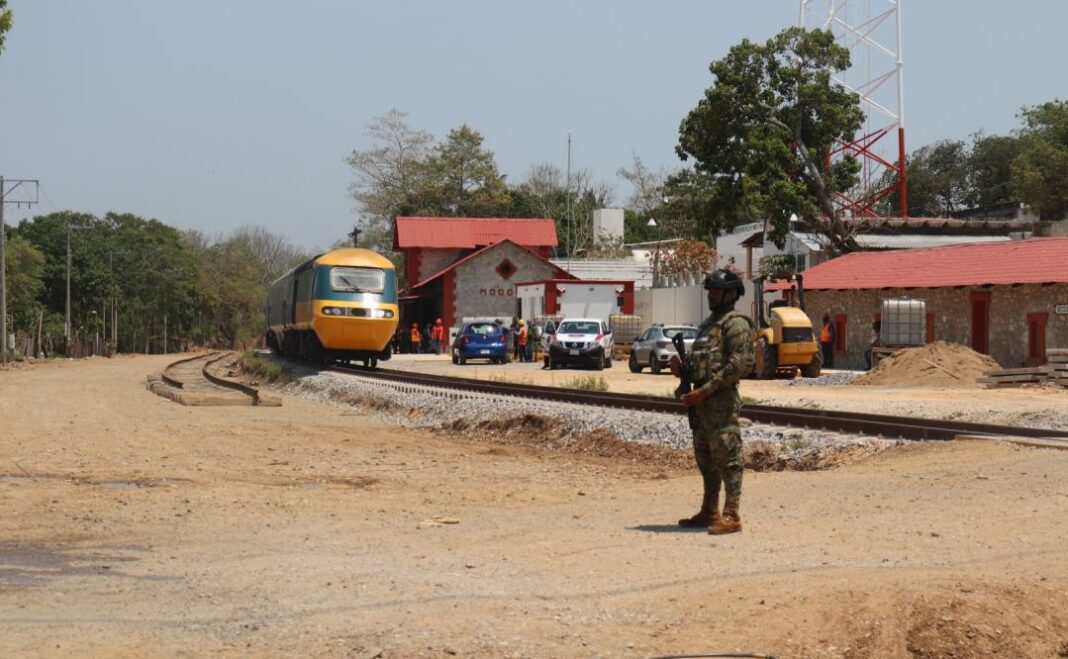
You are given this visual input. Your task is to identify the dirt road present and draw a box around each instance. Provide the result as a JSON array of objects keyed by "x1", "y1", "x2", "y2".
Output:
[{"x1": 3, "y1": 355, "x2": 1068, "y2": 657}]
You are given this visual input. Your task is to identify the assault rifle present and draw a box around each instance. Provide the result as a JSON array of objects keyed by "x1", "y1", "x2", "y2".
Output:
[
  {"x1": 671, "y1": 333, "x2": 691, "y2": 399},
  {"x1": 672, "y1": 333, "x2": 698, "y2": 428}
]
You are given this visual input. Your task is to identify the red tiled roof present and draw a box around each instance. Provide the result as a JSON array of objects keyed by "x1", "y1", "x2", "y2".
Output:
[
  {"x1": 393, "y1": 216, "x2": 558, "y2": 250},
  {"x1": 408, "y1": 239, "x2": 576, "y2": 291},
  {"x1": 776, "y1": 237, "x2": 1068, "y2": 290}
]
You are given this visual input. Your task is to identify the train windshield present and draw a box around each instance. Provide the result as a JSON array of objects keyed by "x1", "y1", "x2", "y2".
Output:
[{"x1": 330, "y1": 267, "x2": 385, "y2": 293}]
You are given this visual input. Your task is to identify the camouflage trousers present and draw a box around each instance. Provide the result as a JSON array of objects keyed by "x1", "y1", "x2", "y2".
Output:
[{"x1": 690, "y1": 393, "x2": 743, "y2": 508}]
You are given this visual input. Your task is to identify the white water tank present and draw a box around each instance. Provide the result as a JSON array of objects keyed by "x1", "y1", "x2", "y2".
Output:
[{"x1": 592, "y1": 208, "x2": 624, "y2": 244}]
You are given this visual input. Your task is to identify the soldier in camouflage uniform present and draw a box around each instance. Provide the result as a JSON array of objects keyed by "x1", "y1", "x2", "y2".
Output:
[{"x1": 671, "y1": 269, "x2": 755, "y2": 534}]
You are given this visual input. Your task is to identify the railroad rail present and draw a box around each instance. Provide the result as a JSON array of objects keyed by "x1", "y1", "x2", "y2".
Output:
[
  {"x1": 158, "y1": 352, "x2": 262, "y2": 406},
  {"x1": 331, "y1": 365, "x2": 1068, "y2": 443}
]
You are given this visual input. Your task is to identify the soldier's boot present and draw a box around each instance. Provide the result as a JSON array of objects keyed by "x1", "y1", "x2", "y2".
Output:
[
  {"x1": 708, "y1": 499, "x2": 741, "y2": 535},
  {"x1": 678, "y1": 494, "x2": 720, "y2": 528}
]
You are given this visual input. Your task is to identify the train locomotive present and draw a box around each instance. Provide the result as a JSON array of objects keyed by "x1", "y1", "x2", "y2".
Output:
[{"x1": 266, "y1": 248, "x2": 399, "y2": 367}]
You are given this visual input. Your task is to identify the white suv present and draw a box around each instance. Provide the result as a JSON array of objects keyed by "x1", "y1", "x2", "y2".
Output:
[{"x1": 544, "y1": 318, "x2": 613, "y2": 371}]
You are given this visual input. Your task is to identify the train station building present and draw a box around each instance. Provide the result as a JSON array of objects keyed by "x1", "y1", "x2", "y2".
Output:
[{"x1": 393, "y1": 217, "x2": 577, "y2": 330}]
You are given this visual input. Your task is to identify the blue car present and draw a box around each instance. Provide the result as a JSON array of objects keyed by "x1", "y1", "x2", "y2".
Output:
[{"x1": 451, "y1": 321, "x2": 508, "y2": 365}]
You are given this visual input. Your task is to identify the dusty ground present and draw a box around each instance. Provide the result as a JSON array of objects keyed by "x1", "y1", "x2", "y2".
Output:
[
  {"x1": 387, "y1": 353, "x2": 1068, "y2": 430},
  {"x1": 3, "y1": 355, "x2": 1068, "y2": 658}
]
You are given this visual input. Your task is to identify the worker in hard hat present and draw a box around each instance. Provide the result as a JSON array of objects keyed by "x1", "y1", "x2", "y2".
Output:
[
  {"x1": 430, "y1": 318, "x2": 446, "y2": 355},
  {"x1": 409, "y1": 322, "x2": 422, "y2": 354}
]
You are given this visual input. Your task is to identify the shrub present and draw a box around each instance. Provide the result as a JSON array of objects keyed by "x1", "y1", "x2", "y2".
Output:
[
  {"x1": 563, "y1": 375, "x2": 609, "y2": 392},
  {"x1": 239, "y1": 350, "x2": 291, "y2": 384}
]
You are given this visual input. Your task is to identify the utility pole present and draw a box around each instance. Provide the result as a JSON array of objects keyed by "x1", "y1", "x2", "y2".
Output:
[
  {"x1": 565, "y1": 133, "x2": 572, "y2": 272},
  {"x1": 1, "y1": 177, "x2": 39, "y2": 362},
  {"x1": 348, "y1": 225, "x2": 362, "y2": 247}
]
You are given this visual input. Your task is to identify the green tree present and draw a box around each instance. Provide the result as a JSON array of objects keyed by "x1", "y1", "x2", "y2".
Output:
[
  {"x1": 191, "y1": 237, "x2": 264, "y2": 348},
  {"x1": 422, "y1": 124, "x2": 511, "y2": 216},
  {"x1": 758, "y1": 253, "x2": 797, "y2": 279},
  {"x1": 878, "y1": 140, "x2": 970, "y2": 217},
  {"x1": 0, "y1": 0, "x2": 13, "y2": 54},
  {"x1": 3, "y1": 233, "x2": 45, "y2": 331},
  {"x1": 968, "y1": 133, "x2": 1022, "y2": 209},
  {"x1": 676, "y1": 27, "x2": 865, "y2": 253},
  {"x1": 1012, "y1": 100, "x2": 1068, "y2": 220}
]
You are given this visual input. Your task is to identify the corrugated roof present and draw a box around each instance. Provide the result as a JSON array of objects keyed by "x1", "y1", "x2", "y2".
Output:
[
  {"x1": 393, "y1": 216, "x2": 558, "y2": 249},
  {"x1": 854, "y1": 235, "x2": 1012, "y2": 250},
  {"x1": 778, "y1": 237, "x2": 1068, "y2": 290},
  {"x1": 551, "y1": 258, "x2": 653, "y2": 289}
]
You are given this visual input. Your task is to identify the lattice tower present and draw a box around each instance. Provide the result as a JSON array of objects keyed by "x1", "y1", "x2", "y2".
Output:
[{"x1": 801, "y1": 0, "x2": 908, "y2": 217}]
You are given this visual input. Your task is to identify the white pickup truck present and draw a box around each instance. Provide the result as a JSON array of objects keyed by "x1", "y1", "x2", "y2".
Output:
[{"x1": 543, "y1": 317, "x2": 614, "y2": 371}]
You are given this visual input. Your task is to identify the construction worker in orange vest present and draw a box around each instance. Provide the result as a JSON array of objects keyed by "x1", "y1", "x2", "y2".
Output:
[
  {"x1": 430, "y1": 318, "x2": 446, "y2": 355},
  {"x1": 517, "y1": 320, "x2": 529, "y2": 362},
  {"x1": 409, "y1": 322, "x2": 422, "y2": 354},
  {"x1": 819, "y1": 313, "x2": 835, "y2": 368}
]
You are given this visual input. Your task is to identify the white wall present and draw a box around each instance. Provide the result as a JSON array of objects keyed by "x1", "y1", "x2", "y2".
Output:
[
  {"x1": 558, "y1": 282, "x2": 623, "y2": 320},
  {"x1": 714, "y1": 221, "x2": 763, "y2": 280},
  {"x1": 635, "y1": 284, "x2": 757, "y2": 327},
  {"x1": 515, "y1": 284, "x2": 545, "y2": 320}
]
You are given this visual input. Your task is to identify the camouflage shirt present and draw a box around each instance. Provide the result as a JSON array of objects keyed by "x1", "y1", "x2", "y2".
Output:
[{"x1": 684, "y1": 308, "x2": 756, "y2": 399}]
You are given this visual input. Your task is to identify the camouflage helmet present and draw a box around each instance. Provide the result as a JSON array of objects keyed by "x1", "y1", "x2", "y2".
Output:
[{"x1": 703, "y1": 268, "x2": 745, "y2": 296}]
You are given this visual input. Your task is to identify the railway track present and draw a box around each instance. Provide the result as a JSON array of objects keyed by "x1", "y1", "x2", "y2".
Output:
[
  {"x1": 157, "y1": 352, "x2": 263, "y2": 406},
  {"x1": 331, "y1": 364, "x2": 1068, "y2": 443}
]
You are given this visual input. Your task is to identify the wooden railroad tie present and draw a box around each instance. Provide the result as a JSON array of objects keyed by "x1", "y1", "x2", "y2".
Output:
[{"x1": 980, "y1": 350, "x2": 1068, "y2": 388}]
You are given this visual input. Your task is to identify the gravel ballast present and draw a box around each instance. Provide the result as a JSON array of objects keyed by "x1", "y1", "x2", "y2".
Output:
[{"x1": 281, "y1": 367, "x2": 901, "y2": 471}]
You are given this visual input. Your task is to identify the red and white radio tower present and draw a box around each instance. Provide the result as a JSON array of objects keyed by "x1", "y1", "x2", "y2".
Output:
[{"x1": 801, "y1": 0, "x2": 908, "y2": 217}]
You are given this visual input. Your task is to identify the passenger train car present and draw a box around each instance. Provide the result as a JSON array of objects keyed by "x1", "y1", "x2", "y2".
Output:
[{"x1": 266, "y1": 248, "x2": 399, "y2": 367}]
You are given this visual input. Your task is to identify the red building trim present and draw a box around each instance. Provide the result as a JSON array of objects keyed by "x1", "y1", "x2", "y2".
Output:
[
  {"x1": 620, "y1": 281, "x2": 635, "y2": 314},
  {"x1": 517, "y1": 279, "x2": 634, "y2": 315},
  {"x1": 544, "y1": 283, "x2": 559, "y2": 315},
  {"x1": 443, "y1": 270, "x2": 456, "y2": 330},
  {"x1": 405, "y1": 248, "x2": 422, "y2": 291}
]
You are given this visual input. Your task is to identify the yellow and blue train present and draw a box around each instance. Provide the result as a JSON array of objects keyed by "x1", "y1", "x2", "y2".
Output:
[{"x1": 266, "y1": 248, "x2": 399, "y2": 367}]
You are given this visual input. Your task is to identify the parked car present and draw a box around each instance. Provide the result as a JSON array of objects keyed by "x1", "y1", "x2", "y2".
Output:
[
  {"x1": 451, "y1": 321, "x2": 508, "y2": 365},
  {"x1": 629, "y1": 324, "x2": 698, "y2": 374},
  {"x1": 545, "y1": 318, "x2": 613, "y2": 370}
]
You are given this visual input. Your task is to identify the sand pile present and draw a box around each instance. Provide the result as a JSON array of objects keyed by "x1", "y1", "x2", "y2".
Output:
[{"x1": 852, "y1": 340, "x2": 1000, "y2": 387}]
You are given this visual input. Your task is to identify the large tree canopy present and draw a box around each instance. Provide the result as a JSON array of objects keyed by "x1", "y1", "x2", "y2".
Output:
[
  {"x1": 676, "y1": 27, "x2": 864, "y2": 253},
  {"x1": 1013, "y1": 100, "x2": 1068, "y2": 220},
  {"x1": 346, "y1": 111, "x2": 615, "y2": 259},
  {"x1": 0, "y1": 0, "x2": 13, "y2": 54}
]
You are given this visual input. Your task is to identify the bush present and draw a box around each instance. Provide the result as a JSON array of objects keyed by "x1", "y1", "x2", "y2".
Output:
[
  {"x1": 758, "y1": 253, "x2": 797, "y2": 279},
  {"x1": 563, "y1": 375, "x2": 609, "y2": 392},
  {"x1": 238, "y1": 350, "x2": 291, "y2": 384}
]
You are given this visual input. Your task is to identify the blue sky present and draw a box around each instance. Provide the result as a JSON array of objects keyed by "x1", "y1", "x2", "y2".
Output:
[{"x1": 2, "y1": 1, "x2": 1066, "y2": 251}]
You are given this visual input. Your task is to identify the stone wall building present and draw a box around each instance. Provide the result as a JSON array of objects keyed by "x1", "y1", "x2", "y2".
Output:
[
  {"x1": 393, "y1": 217, "x2": 567, "y2": 330},
  {"x1": 406, "y1": 240, "x2": 575, "y2": 329},
  {"x1": 774, "y1": 238, "x2": 1068, "y2": 369}
]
